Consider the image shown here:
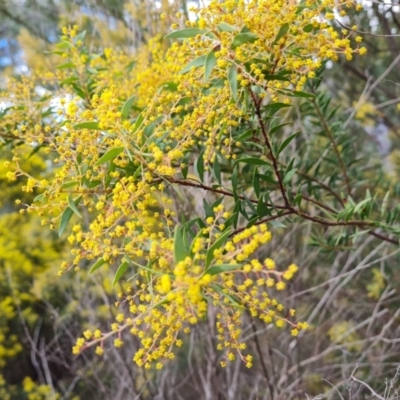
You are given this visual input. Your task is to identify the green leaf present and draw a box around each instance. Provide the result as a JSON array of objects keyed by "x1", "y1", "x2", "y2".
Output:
[
  {"x1": 354, "y1": 198, "x2": 371, "y2": 215},
  {"x1": 75, "y1": 30, "x2": 86, "y2": 43},
  {"x1": 131, "y1": 113, "x2": 144, "y2": 134},
  {"x1": 253, "y1": 168, "x2": 260, "y2": 197},
  {"x1": 381, "y1": 191, "x2": 390, "y2": 217},
  {"x1": 61, "y1": 181, "x2": 78, "y2": 189},
  {"x1": 294, "y1": 193, "x2": 302, "y2": 207},
  {"x1": 95, "y1": 147, "x2": 124, "y2": 166},
  {"x1": 231, "y1": 32, "x2": 258, "y2": 48},
  {"x1": 89, "y1": 258, "x2": 106, "y2": 274},
  {"x1": 195, "y1": 150, "x2": 205, "y2": 182},
  {"x1": 165, "y1": 28, "x2": 206, "y2": 39},
  {"x1": 56, "y1": 41, "x2": 72, "y2": 49},
  {"x1": 59, "y1": 196, "x2": 82, "y2": 237},
  {"x1": 203, "y1": 198, "x2": 214, "y2": 218},
  {"x1": 263, "y1": 74, "x2": 291, "y2": 82},
  {"x1": 228, "y1": 64, "x2": 238, "y2": 101},
  {"x1": 235, "y1": 129, "x2": 254, "y2": 142},
  {"x1": 59, "y1": 207, "x2": 74, "y2": 237},
  {"x1": 180, "y1": 55, "x2": 207, "y2": 74},
  {"x1": 206, "y1": 264, "x2": 240, "y2": 276},
  {"x1": 67, "y1": 194, "x2": 82, "y2": 218},
  {"x1": 232, "y1": 165, "x2": 238, "y2": 193},
  {"x1": 204, "y1": 51, "x2": 217, "y2": 82},
  {"x1": 121, "y1": 95, "x2": 136, "y2": 120},
  {"x1": 112, "y1": 261, "x2": 129, "y2": 286},
  {"x1": 237, "y1": 157, "x2": 269, "y2": 166},
  {"x1": 303, "y1": 24, "x2": 314, "y2": 33},
  {"x1": 270, "y1": 220, "x2": 287, "y2": 228},
  {"x1": 283, "y1": 168, "x2": 297, "y2": 184},
  {"x1": 274, "y1": 23, "x2": 290, "y2": 44},
  {"x1": 257, "y1": 195, "x2": 271, "y2": 217},
  {"x1": 213, "y1": 156, "x2": 222, "y2": 185},
  {"x1": 291, "y1": 91, "x2": 315, "y2": 98},
  {"x1": 206, "y1": 229, "x2": 231, "y2": 267},
  {"x1": 73, "y1": 121, "x2": 100, "y2": 130},
  {"x1": 174, "y1": 225, "x2": 187, "y2": 264},
  {"x1": 218, "y1": 23, "x2": 236, "y2": 32},
  {"x1": 182, "y1": 152, "x2": 190, "y2": 179},
  {"x1": 33, "y1": 194, "x2": 45, "y2": 203},
  {"x1": 264, "y1": 102, "x2": 292, "y2": 111},
  {"x1": 259, "y1": 173, "x2": 276, "y2": 185},
  {"x1": 57, "y1": 62, "x2": 74, "y2": 70},
  {"x1": 270, "y1": 123, "x2": 290, "y2": 135},
  {"x1": 277, "y1": 132, "x2": 300, "y2": 155}
]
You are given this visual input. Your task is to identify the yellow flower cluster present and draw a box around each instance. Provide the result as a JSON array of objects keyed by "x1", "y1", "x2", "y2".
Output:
[
  {"x1": 71, "y1": 223, "x2": 306, "y2": 367},
  {"x1": 3, "y1": 0, "x2": 365, "y2": 370}
]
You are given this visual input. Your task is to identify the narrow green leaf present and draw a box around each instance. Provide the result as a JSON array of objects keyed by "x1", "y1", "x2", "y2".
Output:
[
  {"x1": 95, "y1": 147, "x2": 124, "y2": 166},
  {"x1": 59, "y1": 196, "x2": 82, "y2": 236},
  {"x1": 303, "y1": 24, "x2": 314, "y2": 33},
  {"x1": 180, "y1": 55, "x2": 207, "y2": 74},
  {"x1": 253, "y1": 168, "x2": 260, "y2": 197},
  {"x1": 182, "y1": 152, "x2": 190, "y2": 179},
  {"x1": 294, "y1": 193, "x2": 302, "y2": 207},
  {"x1": 67, "y1": 194, "x2": 82, "y2": 218},
  {"x1": 131, "y1": 113, "x2": 144, "y2": 134},
  {"x1": 204, "y1": 51, "x2": 217, "y2": 82},
  {"x1": 57, "y1": 62, "x2": 74, "y2": 70},
  {"x1": 291, "y1": 91, "x2": 315, "y2": 98},
  {"x1": 231, "y1": 32, "x2": 258, "y2": 48},
  {"x1": 213, "y1": 156, "x2": 221, "y2": 185},
  {"x1": 228, "y1": 64, "x2": 238, "y2": 101},
  {"x1": 165, "y1": 28, "x2": 206, "y2": 39},
  {"x1": 232, "y1": 165, "x2": 238, "y2": 193},
  {"x1": 59, "y1": 207, "x2": 74, "y2": 237},
  {"x1": 112, "y1": 261, "x2": 129, "y2": 286},
  {"x1": 259, "y1": 173, "x2": 276, "y2": 185},
  {"x1": 235, "y1": 129, "x2": 253, "y2": 141},
  {"x1": 270, "y1": 123, "x2": 289, "y2": 135},
  {"x1": 33, "y1": 194, "x2": 45, "y2": 203},
  {"x1": 203, "y1": 198, "x2": 214, "y2": 218},
  {"x1": 283, "y1": 168, "x2": 297, "y2": 184},
  {"x1": 218, "y1": 23, "x2": 236, "y2": 32},
  {"x1": 237, "y1": 157, "x2": 269, "y2": 166},
  {"x1": 264, "y1": 102, "x2": 292, "y2": 111},
  {"x1": 121, "y1": 95, "x2": 136, "y2": 120},
  {"x1": 206, "y1": 229, "x2": 232, "y2": 267},
  {"x1": 174, "y1": 225, "x2": 187, "y2": 264},
  {"x1": 75, "y1": 30, "x2": 86, "y2": 43},
  {"x1": 381, "y1": 191, "x2": 390, "y2": 217},
  {"x1": 89, "y1": 258, "x2": 106, "y2": 274},
  {"x1": 274, "y1": 23, "x2": 290, "y2": 43},
  {"x1": 277, "y1": 132, "x2": 300, "y2": 155},
  {"x1": 195, "y1": 150, "x2": 205, "y2": 182},
  {"x1": 354, "y1": 198, "x2": 371, "y2": 215},
  {"x1": 257, "y1": 195, "x2": 271, "y2": 217},
  {"x1": 56, "y1": 41, "x2": 71, "y2": 49},
  {"x1": 270, "y1": 220, "x2": 287, "y2": 228},
  {"x1": 337, "y1": 205, "x2": 353, "y2": 221},
  {"x1": 61, "y1": 181, "x2": 78, "y2": 189},
  {"x1": 206, "y1": 264, "x2": 240, "y2": 276},
  {"x1": 73, "y1": 121, "x2": 100, "y2": 130}
]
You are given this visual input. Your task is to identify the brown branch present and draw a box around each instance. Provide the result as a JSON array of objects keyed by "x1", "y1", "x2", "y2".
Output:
[
  {"x1": 165, "y1": 177, "x2": 399, "y2": 245},
  {"x1": 249, "y1": 88, "x2": 291, "y2": 208}
]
